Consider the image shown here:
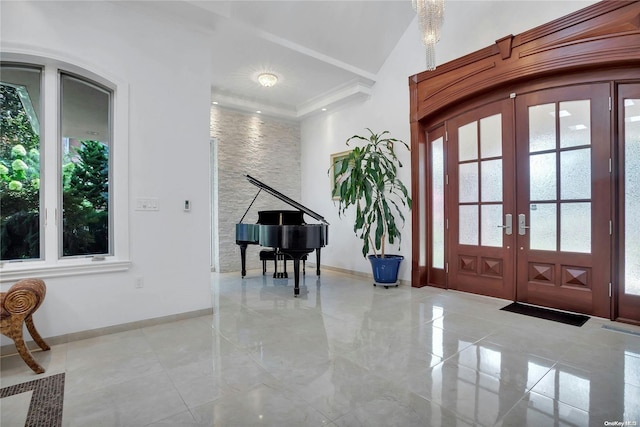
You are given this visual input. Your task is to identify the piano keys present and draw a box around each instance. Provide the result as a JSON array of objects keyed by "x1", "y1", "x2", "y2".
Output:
[{"x1": 235, "y1": 174, "x2": 329, "y2": 297}]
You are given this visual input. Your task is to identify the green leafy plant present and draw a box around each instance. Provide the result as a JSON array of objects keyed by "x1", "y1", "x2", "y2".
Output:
[
  {"x1": 1, "y1": 84, "x2": 41, "y2": 259},
  {"x1": 330, "y1": 128, "x2": 412, "y2": 258},
  {"x1": 62, "y1": 140, "x2": 109, "y2": 256}
]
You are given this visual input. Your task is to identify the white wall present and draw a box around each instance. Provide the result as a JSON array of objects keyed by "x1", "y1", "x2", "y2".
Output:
[
  {"x1": 300, "y1": 0, "x2": 597, "y2": 282},
  {"x1": 1, "y1": 1, "x2": 213, "y2": 339}
]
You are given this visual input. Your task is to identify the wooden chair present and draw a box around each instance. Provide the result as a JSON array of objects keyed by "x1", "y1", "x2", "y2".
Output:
[{"x1": 1, "y1": 278, "x2": 50, "y2": 374}]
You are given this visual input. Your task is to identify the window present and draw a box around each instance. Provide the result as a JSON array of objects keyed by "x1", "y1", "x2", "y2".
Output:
[
  {"x1": 0, "y1": 58, "x2": 129, "y2": 278},
  {"x1": 1, "y1": 66, "x2": 42, "y2": 260},
  {"x1": 60, "y1": 74, "x2": 111, "y2": 257}
]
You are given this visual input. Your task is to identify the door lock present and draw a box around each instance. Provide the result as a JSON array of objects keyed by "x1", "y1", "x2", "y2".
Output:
[{"x1": 518, "y1": 214, "x2": 530, "y2": 235}]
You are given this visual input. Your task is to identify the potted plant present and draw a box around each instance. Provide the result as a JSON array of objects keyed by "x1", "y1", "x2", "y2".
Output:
[{"x1": 330, "y1": 128, "x2": 412, "y2": 287}]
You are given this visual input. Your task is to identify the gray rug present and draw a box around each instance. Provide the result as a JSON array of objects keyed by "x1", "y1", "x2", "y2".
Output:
[{"x1": 0, "y1": 373, "x2": 65, "y2": 427}]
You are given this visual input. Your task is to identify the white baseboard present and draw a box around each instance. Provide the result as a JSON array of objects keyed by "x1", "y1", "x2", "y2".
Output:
[{"x1": 0, "y1": 308, "x2": 213, "y2": 357}]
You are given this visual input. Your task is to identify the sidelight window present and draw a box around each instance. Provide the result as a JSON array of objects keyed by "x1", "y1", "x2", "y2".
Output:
[{"x1": 624, "y1": 98, "x2": 640, "y2": 295}]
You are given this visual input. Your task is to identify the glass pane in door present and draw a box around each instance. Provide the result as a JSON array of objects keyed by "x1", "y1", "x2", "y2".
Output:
[
  {"x1": 459, "y1": 163, "x2": 479, "y2": 203},
  {"x1": 560, "y1": 203, "x2": 591, "y2": 253},
  {"x1": 625, "y1": 98, "x2": 640, "y2": 295},
  {"x1": 457, "y1": 114, "x2": 504, "y2": 249},
  {"x1": 560, "y1": 100, "x2": 591, "y2": 148},
  {"x1": 528, "y1": 100, "x2": 593, "y2": 255},
  {"x1": 561, "y1": 149, "x2": 591, "y2": 199},
  {"x1": 432, "y1": 137, "x2": 445, "y2": 269},
  {"x1": 530, "y1": 203, "x2": 557, "y2": 251},
  {"x1": 530, "y1": 153, "x2": 556, "y2": 201},
  {"x1": 459, "y1": 205, "x2": 479, "y2": 246},
  {"x1": 529, "y1": 103, "x2": 556, "y2": 152},
  {"x1": 481, "y1": 159, "x2": 502, "y2": 202},
  {"x1": 480, "y1": 114, "x2": 502, "y2": 158},
  {"x1": 481, "y1": 204, "x2": 503, "y2": 247},
  {"x1": 459, "y1": 122, "x2": 478, "y2": 161}
]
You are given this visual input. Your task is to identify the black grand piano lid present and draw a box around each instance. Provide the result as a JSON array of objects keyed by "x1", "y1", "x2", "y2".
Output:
[{"x1": 245, "y1": 174, "x2": 329, "y2": 225}]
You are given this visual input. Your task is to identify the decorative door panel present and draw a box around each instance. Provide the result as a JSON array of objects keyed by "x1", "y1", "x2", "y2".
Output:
[
  {"x1": 447, "y1": 99, "x2": 515, "y2": 300},
  {"x1": 515, "y1": 84, "x2": 611, "y2": 318}
]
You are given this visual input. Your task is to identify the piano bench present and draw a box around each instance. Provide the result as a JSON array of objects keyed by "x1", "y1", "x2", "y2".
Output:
[{"x1": 259, "y1": 250, "x2": 307, "y2": 276}]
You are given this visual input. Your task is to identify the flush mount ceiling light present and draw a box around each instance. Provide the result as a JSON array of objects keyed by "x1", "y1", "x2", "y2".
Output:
[{"x1": 257, "y1": 73, "x2": 278, "y2": 88}]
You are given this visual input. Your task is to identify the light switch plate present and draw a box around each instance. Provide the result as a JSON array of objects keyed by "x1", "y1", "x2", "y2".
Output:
[{"x1": 135, "y1": 197, "x2": 159, "y2": 211}]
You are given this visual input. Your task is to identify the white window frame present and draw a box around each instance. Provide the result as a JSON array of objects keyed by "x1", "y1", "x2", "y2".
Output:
[{"x1": 0, "y1": 53, "x2": 130, "y2": 282}]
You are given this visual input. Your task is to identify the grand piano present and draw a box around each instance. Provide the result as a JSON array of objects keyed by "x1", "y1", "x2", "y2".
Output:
[{"x1": 235, "y1": 174, "x2": 329, "y2": 296}]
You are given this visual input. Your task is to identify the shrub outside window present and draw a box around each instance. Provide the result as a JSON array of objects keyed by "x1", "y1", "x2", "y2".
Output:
[{"x1": 0, "y1": 66, "x2": 42, "y2": 260}]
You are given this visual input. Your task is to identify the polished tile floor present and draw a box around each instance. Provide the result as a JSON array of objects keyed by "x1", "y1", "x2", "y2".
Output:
[{"x1": 1, "y1": 269, "x2": 640, "y2": 426}]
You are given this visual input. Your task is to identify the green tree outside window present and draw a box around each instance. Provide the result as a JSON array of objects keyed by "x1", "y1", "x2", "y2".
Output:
[{"x1": 1, "y1": 82, "x2": 109, "y2": 260}]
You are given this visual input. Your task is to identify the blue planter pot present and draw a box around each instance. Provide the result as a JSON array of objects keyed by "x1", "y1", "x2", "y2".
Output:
[{"x1": 368, "y1": 254, "x2": 404, "y2": 284}]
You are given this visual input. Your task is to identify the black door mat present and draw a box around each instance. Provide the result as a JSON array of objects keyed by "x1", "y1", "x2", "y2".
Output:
[{"x1": 500, "y1": 302, "x2": 590, "y2": 327}]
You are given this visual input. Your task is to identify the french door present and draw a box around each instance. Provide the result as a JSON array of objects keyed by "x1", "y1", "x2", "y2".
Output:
[
  {"x1": 514, "y1": 84, "x2": 611, "y2": 318},
  {"x1": 446, "y1": 83, "x2": 612, "y2": 317},
  {"x1": 447, "y1": 99, "x2": 515, "y2": 300}
]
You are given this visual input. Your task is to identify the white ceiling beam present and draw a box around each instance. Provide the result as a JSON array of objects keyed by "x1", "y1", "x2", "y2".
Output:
[{"x1": 217, "y1": 15, "x2": 377, "y2": 85}]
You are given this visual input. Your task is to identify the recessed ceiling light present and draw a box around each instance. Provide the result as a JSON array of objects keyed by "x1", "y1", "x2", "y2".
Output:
[
  {"x1": 212, "y1": 101, "x2": 218, "y2": 105},
  {"x1": 257, "y1": 73, "x2": 278, "y2": 88},
  {"x1": 256, "y1": 110, "x2": 262, "y2": 114},
  {"x1": 321, "y1": 108, "x2": 327, "y2": 111}
]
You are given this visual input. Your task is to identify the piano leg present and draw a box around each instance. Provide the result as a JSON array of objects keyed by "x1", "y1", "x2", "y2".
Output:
[
  {"x1": 316, "y1": 249, "x2": 321, "y2": 276},
  {"x1": 293, "y1": 257, "x2": 301, "y2": 297},
  {"x1": 239, "y1": 243, "x2": 248, "y2": 278},
  {"x1": 287, "y1": 250, "x2": 313, "y2": 297},
  {"x1": 282, "y1": 253, "x2": 288, "y2": 278}
]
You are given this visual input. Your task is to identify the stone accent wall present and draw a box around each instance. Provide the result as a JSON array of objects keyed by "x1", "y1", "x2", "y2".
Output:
[{"x1": 210, "y1": 107, "x2": 301, "y2": 273}]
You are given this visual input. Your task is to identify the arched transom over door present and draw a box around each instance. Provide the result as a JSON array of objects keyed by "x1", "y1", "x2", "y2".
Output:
[{"x1": 409, "y1": 1, "x2": 640, "y2": 323}]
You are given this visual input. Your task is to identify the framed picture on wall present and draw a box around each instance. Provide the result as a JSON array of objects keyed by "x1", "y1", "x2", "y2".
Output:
[{"x1": 329, "y1": 150, "x2": 352, "y2": 200}]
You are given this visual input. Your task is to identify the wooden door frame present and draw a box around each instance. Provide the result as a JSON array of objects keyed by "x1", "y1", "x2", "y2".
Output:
[{"x1": 409, "y1": 1, "x2": 640, "y2": 320}]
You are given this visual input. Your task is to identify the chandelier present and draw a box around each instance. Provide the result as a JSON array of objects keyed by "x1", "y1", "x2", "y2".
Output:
[
  {"x1": 257, "y1": 73, "x2": 278, "y2": 87},
  {"x1": 412, "y1": 0, "x2": 445, "y2": 71}
]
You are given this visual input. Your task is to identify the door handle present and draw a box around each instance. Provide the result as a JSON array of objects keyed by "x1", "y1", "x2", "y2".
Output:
[
  {"x1": 497, "y1": 213, "x2": 512, "y2": 235},
  {"x1": 518, "y1": 214, "x2": 530, "y2": 235}
]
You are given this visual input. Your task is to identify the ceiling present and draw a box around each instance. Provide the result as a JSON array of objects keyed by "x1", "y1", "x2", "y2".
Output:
[{"x1": 140, "y1": 1, "x2": 417, "y2": 121}]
